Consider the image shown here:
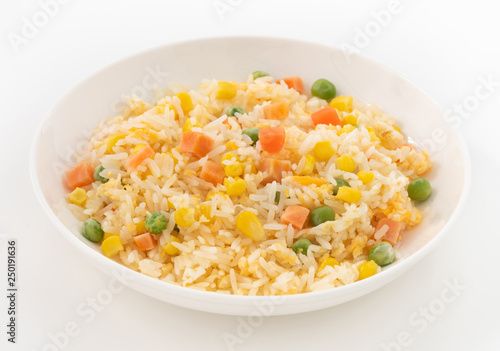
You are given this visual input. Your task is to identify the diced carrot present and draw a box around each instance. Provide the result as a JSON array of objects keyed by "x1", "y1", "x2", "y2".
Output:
[
  {"x1": 281, "y1": 205, "x2": 310, "y2": 230},
  {"x1": 259, "y1": 158, "x2": 291, "y2": 184},
  {"x1": 66, "y1": 163, "x2": 94, "y2": 190},
  {"x1": 134, "y1": 233, "x2": 157, "y2": 251},
  {"x1": 259, "y1": 127, "x2": 286, "y2": 153},
  {"x1": 126, "y1": 144, "x2": 154, "y2": 169},
  {"x1": 311, "y1": 107, "x2": 341, "y2": 126},
  {"x1": 281, "y1": 76, "x2": 305, "y2": 94},
  {"x1": 376, "y1": 218, "x2": 403, "y2": 245},
  {"x1": 263, "y1": 101, "x2": 289, "y2": 120},
  {"x1": 179, "y1": 131, "x2": 215, "y2": 158},
  {"x1": 200, "y1": 160, "x2": 225, "y2": 186}
]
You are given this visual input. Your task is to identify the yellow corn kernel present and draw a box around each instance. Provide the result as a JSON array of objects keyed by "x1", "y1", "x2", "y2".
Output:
[
  {"x1": 336, "y1": 186, "x2": 361, "y2": 203},
  {"x1": 357, "y1": 171, "x2": 374, "y2": 184},
  {"x1": 101, "y1": 236, "x2": 124, "y2": 258},
  {"x1": 145, "y1": 128, "x2": 160, "y2": 142},
  {"x1": 289, "y1": 176, "x2": 329, "y2": 186},
  {"x1": 206, "y1": 190, "x2": 228, "y2": 201},
  {"x1": 358, "y1": 260, "x2": 378, "y2": 280},
  {"x1": 243, "y1": 160, "x2": 257, "y2": 174},
  {"x1": 183, "y1": 169, "x2": 196, "y2": 177},
  {"x1": 341, "y1": 114, "x2": 357, "y2": 126},
  {"x1": 220, "y1": 152, "x2": 236, "y2": 166},
  {"x1": 174, "y1": 208, "x2": 197, "y2": 227},
  {"x1": 103, "y1": 232, "x2": 119, "y2": 241},
  {"x1": 318, "y1": 257, "x2": 340, "y2": 272},
  {"x1": 165, "y1": 151, "x2": 178, "y2": 166},
  {"x1": 170, "y1": 105, "x2": 178, "y2": 119},
  {"x1": 104, "y1": 134, "x2": 126, "y2": 153},
  {"x1": 366, "y1": 128, "x2": 381, "y2": 143},
  {"x1": 335, "y1": 155, "x2": 356, "y2": 173},
  {"x1": 125, "y1": 223, "x2": 136, "y2": 233},
  {"x1": 299, "y1": 155, "x2": 315, "y2": 175},
  {"x1": 182, "y1": 118, "x2": 201, "y2": 132},
  {"x1": 155, "y1": 104, "x2": 177, "y2": 117},
  {"x1": 225, "y1": 141, "x2": 238, "y2": 151},
  {"x1": 338, "y1": 124, "x2": 356, "y2": 136},
  {"x1": 236, "y1": 211, "x2": 265, "y2": 241},
  {"x1": 369, "y1": 131, "x2": 380, "y2": 143},
  {"x1": 132, "y1": 144, "x2": 146, "y2": 154},
  {"x1": 216, "y1": 81, "x2": 237, "y2": 99},
  {"x1": 154, "y1": 104, "x2": 166, "y2": 114},
  {"x1": 330, "y1": 96, "x2": 353, "y2": 112},
  {"x1": 129, "y1": 128, "x2": 159, "y2": 143},
  {"x1": 224, "y1": 178, "x2": 247, "y2": 196},
  {"x1": 167, "y1": 198, "x2": 176, "y2": 209},
  {"x1": 69, "y1": 188, "x2": 87, "y2": 206},
  {"x1": 175, "y1": 92, "x2": 194, "y2": 113},
  {"x1": 313, "y1": 141, "x2": 335, "y2": 162},
  {"x1": 135, "y1": 221, "x2": 147, "y2": 235},
  {"x1": 224, "y1": 162, "x2": 244, "y2": 177},
  {"x1": 393, "y1": 125, "x2": 401, "y2": 133},
  {"x1": 200, "y1": 204, "x2": 214, "y2": 222},
  {"x1": 140, "y1": 169, "x2": 152, "y2": 180},
  {"x1": 162, "y1": 236, "x2": 181, "y2": 255}
]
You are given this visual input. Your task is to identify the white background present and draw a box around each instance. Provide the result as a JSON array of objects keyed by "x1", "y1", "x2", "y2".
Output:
[{"x1": 1, "y1": 0, "x2": 500, "y2": 350}]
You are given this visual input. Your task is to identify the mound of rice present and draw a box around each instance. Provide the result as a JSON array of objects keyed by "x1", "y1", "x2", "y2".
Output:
[{"x1": 67, "y1": 74, "x2": 432, "y2": 295}]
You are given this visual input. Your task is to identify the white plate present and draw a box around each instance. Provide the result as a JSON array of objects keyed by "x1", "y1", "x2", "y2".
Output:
[{"x1": 30, "y1": 36, "x2": 470, "y2": 315}]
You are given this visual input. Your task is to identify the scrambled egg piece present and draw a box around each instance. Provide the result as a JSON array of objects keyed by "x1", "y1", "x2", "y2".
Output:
[
  {"x1": 346, "y1": 235, "x2": 368, "y2": 258},
  {"x1": 97, "y1": 178, "x2": 124, "y2": 201},
  {"x1": 237, "y1": 256, "x2": 260, "y2": 276},
  {"x1": 374, "y1": 121, "x2": 404, "y2": 149},
  {"x1": 124, "y1": 99, "x2": 153, "y2": 117},
  {"x1": 268, "y1": 242, "x2": 298, "y2": 266},
  {"x1": 311, "y1": 184, "x2": 334, "y2": 201},
  {"x1": 401, "y1": 150, "x2": 432, "y2": 176},
  {"x1": 182, "y1": 266, "x2": 206, "y2": 285},
  {"x1": 380, "y1": 193, "x2": 422, "y2": 227},
  {"x1": 128, "y1": 128, "x2": 159, "y2": 143},
  {"x1": 331, "y1": 242, "x2": 347, "y2": 258}
]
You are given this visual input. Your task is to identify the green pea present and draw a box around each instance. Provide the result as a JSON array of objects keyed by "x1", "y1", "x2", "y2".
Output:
[
  {"x1": 407, "y1": 178, "x2": 432, "y2": 201},
  {"x1": 252, "y1": 71, "x2": 269, "y2": 80},
  {"x1": 332, "y1": 178, "x2": 350, "y2": 196},
  {"x1": 292, "y1": 238, "x2": 312, "y2": 255},
  {"x1": 309, "y1": 206, "x2": 335, "y2": 227},
  {"x1": 93, "y1": 164, "x2": 109, "y2": 183},
  {"x1": 145, "y1": 212, "x2": 168, "y2": 234},
  {"x1": 227, "y1": 105, "x2": 246, "y2": 118},
  {"x1": 242, "y1": 127, "x2": 259, "y2": 146},
  {"x1": 81, "y1": 219, "x2": 104, "y2": 242},
  {"x1": 311, "y1": 79, "x2": 337, "y2": 101},
  {"x1": 368, "y1": 242, "x2": 395, "y2": 266},
  {"x1": 274, "y1": 191, "x2": 281, "y2": 204}
]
